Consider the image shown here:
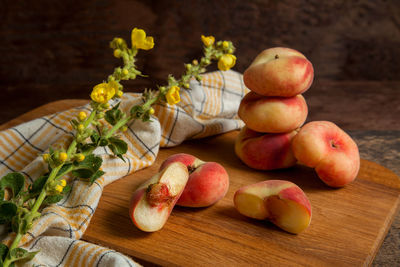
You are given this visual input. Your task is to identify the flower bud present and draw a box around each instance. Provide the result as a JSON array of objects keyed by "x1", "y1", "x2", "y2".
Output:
[
  {"x1": 60, "y1": 179, "x2": 67, "y2": 187},
  {"x1": 116, "y1": 38, "x2": 124, "y2": 45},
  {"x1": 149, "y1": 107, "x2": 155, "y2": 115},
  {"x1": 122, "y1": 68, "x2": 129, "y2": 75},
  {"x1": 43, "y1": 154, "x2": 50, "y2": 162},
  {"x1": 77, "y1": 124, "x2": 85, "y2": 133},
  {"x1": 76, "y1": 153, "x2": 85, "y2": 162},
  {"x1": 116, "y1": 90, "x2": 123, "y2": 98},
  {"x1": 113, "y1": 49, "x2": 122, "y2": 58},
  {"x1": 121, "y1": 125, "x2": 128, "y2": 132},
  {"x1": 55, "y1": 185, "x2": 64, "y2": 193},
  {"x1": 96, "y1": 112, "x2": 105, "y2": 119},
  {"x1": 78, "y1": 111, "x2": 87, "y2": 121},
  {"x1": 59, "y1": 152, "x2": 68, "y2": 162},
  {"x1": 222, "y1": 41, "x2": 229, "y2": 49},
  {"x1": 192, "y1": 59, "x2": 199, "y2": 65}
]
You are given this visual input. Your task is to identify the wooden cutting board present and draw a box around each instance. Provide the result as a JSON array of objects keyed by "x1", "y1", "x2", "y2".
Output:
[{"x1": 3, "y1": 100, "x2": 400, "y2": 266}]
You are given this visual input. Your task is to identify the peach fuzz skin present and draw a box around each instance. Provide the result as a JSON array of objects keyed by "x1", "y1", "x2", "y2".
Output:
[
  {"x1": 235, "y1": 126, "x2": 298, "y2": 170},
  {"x1": 238, "y1": 91, "x2": 308, "y2": 133},
  {"x1": 160, "y1": 153, "x2": 229, "y2": 207},
  {"x1": 291, "y1": 121, "x2": 360, "y2": 187},
  {"x1": 243, "y1": 47, "x2": 314, "y2": 97},
  {"x1": 234, "y1": 180, "x2": 312, "y2": 234}
]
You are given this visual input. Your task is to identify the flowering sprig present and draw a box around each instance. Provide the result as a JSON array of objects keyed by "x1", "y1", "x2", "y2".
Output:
[{"x1": 0, "y1": 29, "x2": 235, "y2": 267}]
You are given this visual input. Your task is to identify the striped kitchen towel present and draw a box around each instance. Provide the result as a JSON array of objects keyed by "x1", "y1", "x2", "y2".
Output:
[{"x1": 0, "y1": 70, "x2": 248, "y2": 266}]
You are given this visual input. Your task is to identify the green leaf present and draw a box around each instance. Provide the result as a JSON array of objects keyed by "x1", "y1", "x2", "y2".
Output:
[
  {"x1": 108, "y1": 137, "x2": 127, "y2": 160},
  {"x1": 99, "y1": 138, "x2": 109, "y2": 147},
  {"x1": 0, "y1": 201, "x2": 17, "y2": 224},
  {"x1": 78, "y1": 143, "x2": 97, "y2": 154},
  {"x1": 0, "y1": 172, "x2": 25, "y2": 200},
  {"x1": 43, "y1": 194, "x2": 63, "y2": 205},
  {"x1": 57, "y1": 163, "x2": 73, "y2": 177},
  {"x1": 142, "y1": 112, "x2": 151, "y2": 122},
  {"x1": 70, "y1": 119, "x2": 79, "y2": 127},
  {"x1": 90, "y1": 131, "x2": 100, "y2": 143},
  {"x1": 8, "y1": 247, "x2": 38, "y2": 264},
  {"x1": 130, "y1": 105, "x2": 144, "y2": 119},
  {"x1": 89, "y1": 170, "x2": 105, "y2": 184},
  {"x1": 0, "y1": 243, "x2": 9, "y2": 264},
  {"x1": 63, "y1": 184, "x2": 72, "y2": 194},
  {"x1": 105, "y1": 103, "x2": 123, "y2": 125},
  {"x1": 71, "y1": 154, "x2": 103, "y2": 179},
  {"x1": 28, "y1": 175, "x2": 48, "y2": 196}
]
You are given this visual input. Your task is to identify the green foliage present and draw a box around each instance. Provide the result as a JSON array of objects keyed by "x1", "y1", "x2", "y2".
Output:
[
  {"x1": 108, "y1": 137, "x2": 128, "y2": 161},
  {"x1": 28, "y1": 175, "x2": 48, "y2": 196},
  {"x1": 43, "y1": 194, "x2": 64, "y2": 205},
  {"x1": 0, "y1": 173, "x2": 25, "y2": 200},
  {"x1": 0, "y1": 202, "x2": 17, "y2": 224},
  {"x1": 105, "y1": 103, "x2": 123, "y2": 125},
  {"x1": 6, "y1": 247, "x2": 38, "y2": 265},
  {"x1": 0, "y1": 244, "x2": 9, "y2": 266},
  {"x1": 130, "y1": 105, "x2": 145, "y2": 119},
  {"x1": 72, "y1": 154, "x2": 104, "y2": 183}
]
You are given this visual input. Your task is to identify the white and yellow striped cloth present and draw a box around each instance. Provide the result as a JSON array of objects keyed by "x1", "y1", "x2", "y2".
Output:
[{"x1": 0, "y1": 70, "x2": 248, "y2": 266}]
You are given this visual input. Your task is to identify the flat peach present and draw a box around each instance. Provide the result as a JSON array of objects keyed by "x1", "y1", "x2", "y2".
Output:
[
  {"x1": 243, "y1": 47, "x2": 314, "y2": 97},
  {"x1": 238, "y1": 91, "x2": 308, "y2": 133},
  {"x1": 235, "y1": 126, "x2": 297, "y2": 170}
]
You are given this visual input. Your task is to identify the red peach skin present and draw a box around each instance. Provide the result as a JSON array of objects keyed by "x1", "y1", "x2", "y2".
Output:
[
  {"x1": 234, "y1": 180, "x2": 312, "y2": 234},
  {"x1": 243, "y1": 47, "x2": 314, "y2": 97},
  {"x1": 291, "y1": 121, "x2": 360, "y2": 187},
  {"x1": 160, "y1": 153, "x2": 229, "y2": 207},
  {"x1": 238, "y1": 91, "x2": 308, "y2": 133},
  {"x1": 235, "y1": 126, "x2": 298, "y2": 170}
]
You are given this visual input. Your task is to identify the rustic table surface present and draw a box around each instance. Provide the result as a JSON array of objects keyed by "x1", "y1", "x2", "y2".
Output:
[
  {"x1": 1, "y1": 82, "x2": 400, "y2": 266},
  {"x1": 1, "y1": 1, "x2": 400, "y2": 265}
]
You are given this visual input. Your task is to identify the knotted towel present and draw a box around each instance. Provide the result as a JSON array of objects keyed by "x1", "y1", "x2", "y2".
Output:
[{"x1": 0, "y1": 70, "x2": 248, "y2": 266}]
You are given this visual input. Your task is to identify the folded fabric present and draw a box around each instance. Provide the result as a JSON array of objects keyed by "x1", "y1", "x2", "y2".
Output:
[{"x1": 0, "y1": 70, "x2": 248, "y2": 266}]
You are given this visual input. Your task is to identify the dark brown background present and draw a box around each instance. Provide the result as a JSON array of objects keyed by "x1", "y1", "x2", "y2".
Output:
[{"x1": 1, "y1": 0, "x2": 400, "y2": 127}]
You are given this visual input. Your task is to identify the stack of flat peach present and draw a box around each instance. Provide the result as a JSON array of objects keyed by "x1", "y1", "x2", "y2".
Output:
[
  {"x1": 233, "y1": 47, "x2": 360, "y2": 234},
  {"x1": 128, "y1": 47, "x2": 360, "y2": 235}
]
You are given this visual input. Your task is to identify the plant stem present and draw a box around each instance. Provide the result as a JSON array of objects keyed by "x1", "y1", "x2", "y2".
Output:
[
  {"x1": 3, "y1": 108, "x2": 98, "y2": 267},
  {"x1": 3, "y1": 232, "x2": 22, "y2": 266}
]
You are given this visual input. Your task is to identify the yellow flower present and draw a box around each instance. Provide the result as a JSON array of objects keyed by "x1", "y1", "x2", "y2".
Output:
[
  {"x1": 148, "y1": 107, "x2": 155, "y2": 115},
  {"x1": 55, "y1": 185, "x2": 64, "y2": 193},
  {"x1": 131, "y1": 28, "x2": 154, "y2": 50},
  {"x1": 165, "y1": 86, "x2": 180, "y2": 105},
  {"x1": 91, "y1": 82, "x2": 116, "y2": 104},
  {"x1": 59, "y1": 152, "x2": 68, "y2": 162},
  {"x1": 60, "y1": 179, "x2": 67, "y2": 187},
  {"x1": 201, "y1": 35, "x2": 215, "y2": 47},
  {"x1": 222, "y1": 41, "x2": 229, "y2": 49},
  {"x1": 218, "y1": 54, "x2": 237, "y2": 71},
  {"x1": 78, "y1": 111, "x2": 87, "y2": 121}
]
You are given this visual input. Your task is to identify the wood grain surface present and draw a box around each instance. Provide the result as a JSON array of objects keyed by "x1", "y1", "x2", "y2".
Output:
[
  {"x1": 81, "y1": 131, "x2": 400, "y2": 266},
  {"x1": 1, "y1": 100, "x2": 399, "y2": 266}
]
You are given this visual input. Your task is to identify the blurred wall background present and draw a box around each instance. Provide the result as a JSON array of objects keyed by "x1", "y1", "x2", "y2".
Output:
[{"x1": 1, "y1": 0, "x2": 399, "y2": 123}]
